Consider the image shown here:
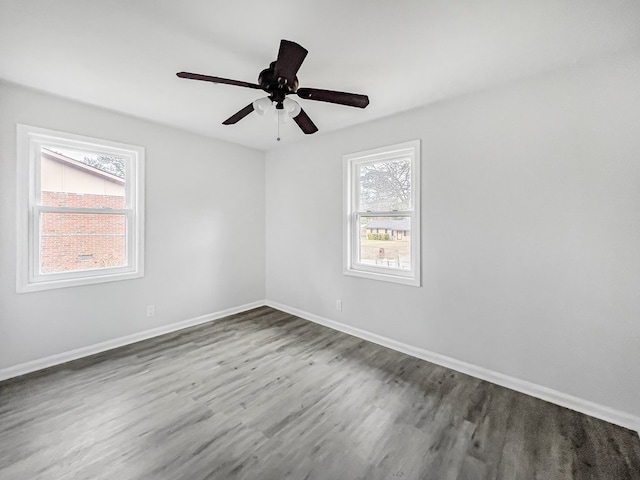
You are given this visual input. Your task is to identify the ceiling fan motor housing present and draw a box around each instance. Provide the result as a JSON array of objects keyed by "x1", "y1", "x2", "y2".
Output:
[{"x1": 259, "y1": 62, "x2": 298, "y2": 105}]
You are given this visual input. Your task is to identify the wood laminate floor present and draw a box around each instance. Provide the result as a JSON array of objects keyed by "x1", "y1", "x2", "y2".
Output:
[{"x1": 1, "y1": 306, "x2": 639, "y2": 479}]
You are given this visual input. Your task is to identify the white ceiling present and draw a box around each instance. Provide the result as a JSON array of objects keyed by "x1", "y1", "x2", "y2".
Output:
[{"x1": 1, "y1": 1, "x2": 639, "y2": 151}]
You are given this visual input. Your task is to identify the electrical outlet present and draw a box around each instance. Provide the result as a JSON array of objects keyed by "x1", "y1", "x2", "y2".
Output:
[
  {"x1": 146, "y1": 305, "x2": 155, "y2": 317},
  {"x1": 335, "y1": 300, "x2": 342, "y2": 312}
]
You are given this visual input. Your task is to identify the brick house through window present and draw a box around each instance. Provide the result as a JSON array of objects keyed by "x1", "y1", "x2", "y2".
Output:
[
  {"x1": 364, "y1": 218, "x2": 411, "y2": 241},
  {"x1": 40, "y1": 148, "x2": 126, "y2": 273}
]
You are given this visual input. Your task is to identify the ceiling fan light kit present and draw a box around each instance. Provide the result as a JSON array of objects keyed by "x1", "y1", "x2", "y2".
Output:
[{"x1": 177, "y1": 39, "x2": 369, "y2": 139}]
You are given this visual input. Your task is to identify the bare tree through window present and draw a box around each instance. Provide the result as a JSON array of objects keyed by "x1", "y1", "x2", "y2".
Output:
[
  {"x1": 359, "y1": 159, "x2": 411, "y2": 212},
  {"x1": 81, "y1": 154, "x2": 126, "y2": 179}
]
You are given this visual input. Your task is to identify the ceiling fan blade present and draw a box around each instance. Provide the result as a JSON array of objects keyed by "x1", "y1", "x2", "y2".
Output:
[
  {"x1": 222, "y1": 103, "x2": 255, "y2": 125},
  {"x1": 274, "y1": 40, "x2": 308, "y2": 87},
  {"x1": 296, "y1": 87, "x2": 369, "y2": 108},
  {"x1": 293, "y1": 108, "x2": 318, "y2": 134},
  {"x1": 177, "y1": 72, "x2": 262, "y2": 90}
]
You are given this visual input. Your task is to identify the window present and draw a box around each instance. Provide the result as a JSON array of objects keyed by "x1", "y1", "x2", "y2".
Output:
[
  {"x1": 344, "y1": 140, "x2": 420, "y2": 286},
  {"x1": 17, "y1": 125, "x2": 144, "y2": 292}
]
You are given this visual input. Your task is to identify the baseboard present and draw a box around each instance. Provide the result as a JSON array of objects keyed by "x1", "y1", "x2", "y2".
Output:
[
  {"x1": 266, "y1": 300, "x2": 640, "y2": 434},
  {"x1": 0, "y1": 300, "x2": 266, "y2": 382}
]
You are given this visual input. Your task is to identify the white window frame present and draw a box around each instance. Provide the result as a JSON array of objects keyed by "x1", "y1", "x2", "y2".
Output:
[
  {"x1": 16, "y1": 124, "x2": 145, "y2": 293},
  {"x1": 343, "y1": 140, "x2": 421, "y2": 286}
]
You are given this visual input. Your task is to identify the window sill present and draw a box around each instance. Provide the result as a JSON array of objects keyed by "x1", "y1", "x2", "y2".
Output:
[
  {"x1": 343, "y1": 266, "x2": 420, "y2": 287},
  {"x1": 17, "y1": 269, "x2": 144, "y2": 293}
]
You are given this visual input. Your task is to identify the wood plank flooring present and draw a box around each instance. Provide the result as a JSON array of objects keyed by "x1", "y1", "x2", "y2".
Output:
[{"x1": 1, "y1": 306, "x2": 639, "y2": 479}]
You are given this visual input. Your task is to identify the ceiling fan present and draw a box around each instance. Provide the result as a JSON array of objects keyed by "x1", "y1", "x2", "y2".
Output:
[{"x1": 177, "y1": 39, "x2": 369, "y2": 135}]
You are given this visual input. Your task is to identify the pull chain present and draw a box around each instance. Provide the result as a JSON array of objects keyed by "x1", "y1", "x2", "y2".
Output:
[{"x1": 277, "y1": 110, "x2": 281, "y2": 142}]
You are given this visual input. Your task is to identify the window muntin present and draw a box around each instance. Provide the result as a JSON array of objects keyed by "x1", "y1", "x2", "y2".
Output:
[
  {"x1": 17, "y1": 125, "x2": 144, "y2": 292},
  {"x1": 344, "y1": 141, "x2": 420, "y2": 286}
]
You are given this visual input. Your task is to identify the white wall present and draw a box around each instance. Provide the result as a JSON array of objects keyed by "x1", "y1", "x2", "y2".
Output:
[
  {"x1": 2, "y1": 51, "x2": 639, "y2": 425},
  {"x1": 265, "y1": 51, "x2": 640, "y2": 419},
  {"x1": 0, "y1": 82, "x2": 265, "y2": 370}
]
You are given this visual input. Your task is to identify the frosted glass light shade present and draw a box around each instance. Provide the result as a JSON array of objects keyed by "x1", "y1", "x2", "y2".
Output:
[
  {"x1": 253, "y1": 97, "x2": 274, "y2": 116},
  {"x1": 283, "y1": 98, "x2": 301, "y2": 118}
]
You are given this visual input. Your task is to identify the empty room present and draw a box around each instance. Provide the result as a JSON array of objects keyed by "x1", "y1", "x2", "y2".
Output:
[{"x1": 1, "y1": 1, "x2": 639, "y2": 479}]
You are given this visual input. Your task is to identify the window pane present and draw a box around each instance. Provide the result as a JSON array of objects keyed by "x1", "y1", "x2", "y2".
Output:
[
  {"x1": 358, "y1": 216, "x2": 411, "y2": 270},
  {"x1": 40, "y1": 146, "x2": 126, "y2": 208},
  {"x1": 40, "y1": 212, "x2": 126, "y2": 273},
  {"x1": 358, "y1": 158, "x2": 411, "y2": 212}
]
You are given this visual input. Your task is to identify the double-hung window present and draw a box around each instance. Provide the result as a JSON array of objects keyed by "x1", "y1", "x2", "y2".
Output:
[
  {"x1": 17, "y1": 125, "x2": 145, "y2": 292},
  {"x1": 344, "y1": 140, "x2": 420, "y2": 286}
]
